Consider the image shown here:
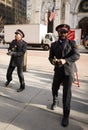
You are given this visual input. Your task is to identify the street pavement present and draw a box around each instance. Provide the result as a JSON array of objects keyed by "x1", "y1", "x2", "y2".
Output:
[{"x1": 0, "y1": 47, "x2": 88, "y2": 130}]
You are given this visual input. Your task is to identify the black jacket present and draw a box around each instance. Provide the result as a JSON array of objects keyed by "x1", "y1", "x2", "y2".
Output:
[
  {"x1": 8, "y1": 39, "x2": 27, "y2": 67},
  {"x1": 49, "y1": 39, "x2": 80, "y2": 76}
]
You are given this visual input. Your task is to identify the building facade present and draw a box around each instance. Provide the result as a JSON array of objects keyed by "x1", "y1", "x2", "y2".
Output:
[
  {"x1": 13, "y1": 0, "x2": 27, "y2": 24},
  {"x1": 27, "y1": 0, "x2": 88, "y2": 36},
  {"x1": 0, "y1": 0, "x2": 88, "y2": 37},
  {"x1": 0, "y1": 0, "x2": 27, "y2": 25},
  {"x1": 0, "y1": 0, "x2": 13, "y2": 25}
]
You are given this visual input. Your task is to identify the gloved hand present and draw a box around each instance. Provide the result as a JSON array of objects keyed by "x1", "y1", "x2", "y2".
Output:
[
  {"x1": 7, "y1": 51, "x2": 17, "y2": 56},
  {"x1": 52, "y1": 56, "x2": 59, "y2": 65},
  {"x1": 7, "y1": 50, "x2": 12, "y2": 55},
  {"x1": 11, "y1": 52, "x2": 17, "y2": 56},
  {"x1": 52, "y1": 56, "x2": 66, "y2": 65},
  {"x1": 60, "y1": 59, "x2": 66, "y2": 64}
]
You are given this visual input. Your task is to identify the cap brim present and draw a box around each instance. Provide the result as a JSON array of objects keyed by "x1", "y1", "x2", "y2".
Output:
[
  {"x1": 59, "y1": 29, "x2": 68, "y2": 33},
  {"x1": 15, "y1": 32, "x2": 24, "y2": 37},
  {"x1": 15, "y1": 32, "x2": 19, "y2": 34}
]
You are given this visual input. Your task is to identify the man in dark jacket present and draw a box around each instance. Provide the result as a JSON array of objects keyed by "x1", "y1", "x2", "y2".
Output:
[
  {"x1": 49, "y1": 24, "x2": 80, "y2": 127},
  {"x1": 5, "y1": 29, "x2": 27, "y2": 92}
]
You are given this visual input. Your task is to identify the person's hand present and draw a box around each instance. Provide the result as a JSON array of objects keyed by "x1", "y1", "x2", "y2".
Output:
[
  {"x1": 52, "y1": 57, "x2": 66, "y2": 65},
  {"x1": 7, "y1": 50, "x2": 12, "y2": 55},
  {"x1": 11, "y1": 52, "x2": 17, "y2": 56},
  {"x1": 7, "y1": 51, "x2": 17, "y2": 56},
  {"x1": 59, "y1": 59, "x2": 66, "y2": 64},
  {"x1": 52, "y1": 56, "x2": 59, "y2": 65},
  {"x1": 52, "y1": 58, "x2": 57, "y2": 65},
  {"x1": 7, "y1": 52, "x2": 10, "y2": 55}
]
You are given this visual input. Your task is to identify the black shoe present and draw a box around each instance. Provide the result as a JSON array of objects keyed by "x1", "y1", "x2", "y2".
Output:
[
  {"x1": 51, "y1": 103, "x2": 57, "y2": 110},
  {"x1": 61, "y1": 117, "x2": 69, "y2": 127},
  {"x1": 17, "y1": 88, "x2": 25, "y2": 92},
  {"x1": 5, "y1": 81, "x2": 10, "y2": 86}
]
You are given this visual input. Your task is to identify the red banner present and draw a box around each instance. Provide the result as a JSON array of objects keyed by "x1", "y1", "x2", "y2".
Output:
[{"x1": 67, "y1": 30, "x2": 75, "y2": 40}]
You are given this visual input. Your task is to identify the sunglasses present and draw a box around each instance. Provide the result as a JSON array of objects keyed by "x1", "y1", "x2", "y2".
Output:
[{"x1": 58, "y1": 30, "x2": 68, "y2": 34}]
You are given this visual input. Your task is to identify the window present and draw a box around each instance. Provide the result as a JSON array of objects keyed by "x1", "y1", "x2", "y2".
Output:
[{"x1": 79, "y1": 1, "x2": 88, "y2": 12}]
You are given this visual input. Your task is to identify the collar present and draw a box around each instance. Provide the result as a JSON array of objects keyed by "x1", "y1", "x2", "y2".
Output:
[{"x1": 59, "y1": 39, "x2": 66, "y2": 43}]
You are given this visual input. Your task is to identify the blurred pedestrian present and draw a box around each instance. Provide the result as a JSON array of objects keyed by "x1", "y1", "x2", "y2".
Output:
[
  {"x1": 49, "y1": 24, "x2": 80, "y2": 127},
  {"x1": 5, "y1": 29, "x2": 27, "y2": 92}
]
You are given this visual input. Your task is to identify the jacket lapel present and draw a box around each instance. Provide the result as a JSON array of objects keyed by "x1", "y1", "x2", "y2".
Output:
[{"x1": 62, "y1": 40, "x2": 70, "y2": 57}]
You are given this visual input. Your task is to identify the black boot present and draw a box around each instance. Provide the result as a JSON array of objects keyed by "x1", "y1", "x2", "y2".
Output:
[
  {"x1": 5, "y1": 81, "x2": 10, "y2": 87},
  {"x1": 51, "y1": 96, "x2": 59, "y2": 110},
  {"x1": 61, "y1": 117, "x2": 69, "y2": 127},
  {"x1": 17, "y1": 83, "x2": 25, "y2": 92},
  {"x1": 61, "y1": 110, "x2": 70, "y2": 127}
]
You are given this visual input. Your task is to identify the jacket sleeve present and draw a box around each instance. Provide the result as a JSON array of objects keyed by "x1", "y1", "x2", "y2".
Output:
[
  {"x1": 8, "y1": 40, "x2": 14, "y2": 51},
  {"x1": 48, "y1": 43, "x2": 55, "y2": 65},
  {"x1": 65, "y1": 40, "x2": 80, "y2": 64}
]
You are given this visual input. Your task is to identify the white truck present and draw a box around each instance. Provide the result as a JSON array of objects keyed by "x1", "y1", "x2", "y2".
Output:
[{"x1": 4, "y1": 24, "x2": 55, "y2": 50}]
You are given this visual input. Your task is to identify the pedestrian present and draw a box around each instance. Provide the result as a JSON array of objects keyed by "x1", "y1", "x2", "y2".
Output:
[
  {"x1": 5, "y1": 29, "x2": 27, "y2": 92},
  {"x1": 48, "y1": 24, "x2": 80, "y2": 127}
]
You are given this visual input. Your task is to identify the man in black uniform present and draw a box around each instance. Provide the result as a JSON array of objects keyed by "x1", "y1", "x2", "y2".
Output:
[
  {"x1": 5, "y1": 29, "x2": 27, "y2": 92},
  {"x1": 49, "y1": 24, "x2": 80, "y2": 127}
]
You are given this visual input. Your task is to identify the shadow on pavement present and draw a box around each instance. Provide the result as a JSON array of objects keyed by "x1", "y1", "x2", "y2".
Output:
[{"x1": 0, "y1": 88, "x2": 84, "y2": 130}]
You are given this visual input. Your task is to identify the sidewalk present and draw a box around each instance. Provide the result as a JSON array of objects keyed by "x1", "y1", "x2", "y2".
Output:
[{"x1": 0, "y1": 49, "x2": 88, "y2": 130}]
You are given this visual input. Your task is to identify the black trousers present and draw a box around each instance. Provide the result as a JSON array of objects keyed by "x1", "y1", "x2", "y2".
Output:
[
  {"x1": 6, "y1": 64, "x2": 25, "y2": 89},
  {"x1": 52, "y1": 66, "x2": 73, "y2": 112}
]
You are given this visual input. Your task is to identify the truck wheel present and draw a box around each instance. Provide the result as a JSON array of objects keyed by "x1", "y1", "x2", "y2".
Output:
[{"x1": 43, "y1": 44, "x2": 49, "y2": 50}]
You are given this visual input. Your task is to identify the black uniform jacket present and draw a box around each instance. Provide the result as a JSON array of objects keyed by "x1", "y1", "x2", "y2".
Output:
[
  {"x1": 49, "y1": 39, "x2": 80, "y2": 77},
  {"x1": 8, "y1": 39, "x2": 27, "y2": 67}
]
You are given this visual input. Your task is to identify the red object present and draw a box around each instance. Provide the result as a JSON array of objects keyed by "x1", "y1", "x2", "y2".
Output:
[
  {"x1": 49, "y1": 6, "x2": 55, "y2": 22},
  {"x1": 67, "y1": 30, "x2": 75, "y2": 40},
  {"x1": 73, "y1": 71, "x2": 80, "y2": 87}
]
